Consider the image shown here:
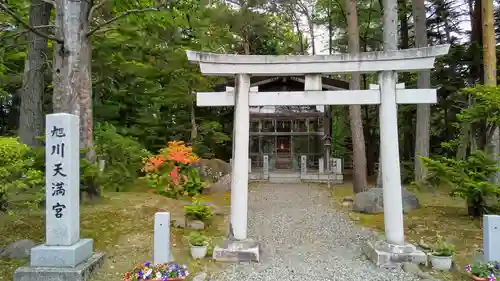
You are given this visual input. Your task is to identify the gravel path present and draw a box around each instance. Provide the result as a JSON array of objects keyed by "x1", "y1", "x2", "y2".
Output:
[{"x1": 210, "y1": 183, "x2": 420, "y2": 281}]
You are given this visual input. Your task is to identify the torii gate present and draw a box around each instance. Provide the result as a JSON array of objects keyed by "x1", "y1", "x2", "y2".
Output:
[{"x1": 187, "y1": 45, "x2": 449, "y2": 264}]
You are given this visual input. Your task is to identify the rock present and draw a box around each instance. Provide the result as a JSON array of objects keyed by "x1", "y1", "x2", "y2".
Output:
[
  {"x1": 418, "y1": 238, "x2": 432, "y2": 250},
  {"x1": 204, "y1": 203, "x2": 225, "y2": 216},
  {"x1": 352, "y1": 188, "x2": 420, "y2": 214},
  {"x1": 187, "y1": 201, "x2": 225, "y2": 216},
  {"x1": 0, "y1": 239, "x2": 36, "y2": 260},
  {"x1": 341, "y1": 201, "x2": 352, "y2": 208},
  {"x1": 171, "y1": 217, "x2": 186, "y2": 228},
  {"x1": 401, "y1": 262, "x2": 434, "y2": 279},
  {"x1": 343, "y1": 196, "x2": 354, "y2": 202},
  {"x1": 204, "y1": 174, "x2": 231, "y2": 194},
  {"x1": 348, "y1": 213, "x2": 360, "y2": 221},
  {"x1": 192, "y1": 272, "x2": 207, "y2": 281},
  {"x1": 187, "y1": 220, "x2": 205, "y2": 230},
  {"x1": 198, "y1": 159, "x2": 231, "y2": 182}
]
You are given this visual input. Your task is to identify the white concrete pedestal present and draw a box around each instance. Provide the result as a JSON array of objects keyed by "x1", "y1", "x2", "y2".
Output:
[
  {"x1": 212, "y1": 239, "x2": 260, "y2": 263},
  {"x1": 363, "y1": 240, "x2": 427, "y2": 268}
]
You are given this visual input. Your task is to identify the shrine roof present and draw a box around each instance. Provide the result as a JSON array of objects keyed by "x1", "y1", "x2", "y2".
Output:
[{"x1": 213, "y1": 76, "x2": 349, "y2": 92}]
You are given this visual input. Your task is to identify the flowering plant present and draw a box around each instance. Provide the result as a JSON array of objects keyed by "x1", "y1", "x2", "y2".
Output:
[
  {"x1": 122, "y1": 262, "x2": 189, "y2": 281},
  {"x1": 141, "y1": 141, "x2": 206, "y2": 198},
  {"x1": 465, "y1": 261, "x2": 500, "y2": 280}
]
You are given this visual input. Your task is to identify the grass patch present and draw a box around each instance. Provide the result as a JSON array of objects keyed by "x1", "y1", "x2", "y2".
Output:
[
  {"x1": 0, "y1": 191, "x2": 231, "y2": 281},
  {"x1": 331, "y1": 184, "x2": 482, "y2": 281}
]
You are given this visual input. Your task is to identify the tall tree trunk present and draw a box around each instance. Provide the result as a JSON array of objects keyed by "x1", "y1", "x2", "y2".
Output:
[
  {"x1": 482, "y1": 0, "x2": 498, "y2": 182},
  {"x1": 53, "y1": 0, "x2": 97, "y2": 197},
  {"x1": 345, "y1": 0, "x2": 368, "y2": 193},
  {"x1": 19, "y1": 0, "x2": 52, "y2": 147},
  {"x1": 412, "y1": 0, "x2": 431, "y2": 182}
]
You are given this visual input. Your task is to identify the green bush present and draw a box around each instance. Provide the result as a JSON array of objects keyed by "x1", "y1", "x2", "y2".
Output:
[
  {"x1": 184, "y1": 198, "x2": 213, "y2": 223},
  {"x1": 0, "y1": 137, "x2": 44, "y2": 211},
  {"x1": 94, "y1": 123, "x2": 151, "y2": 191},
  {"x1": 432, "y1": 240, "x2": 455, "y2": 257},
  {"x1": 420, "y1": 150, "x2": 500, "y2": 218},
  {"x1": 25, "y1": 145, "x2": 106, "y2": 197},
  {"x1": 187, "y1": 231, "x2": 208, "y2": 246},
  {"x1": 400, "y1": 160, "x2": 414, "y2": 184}
]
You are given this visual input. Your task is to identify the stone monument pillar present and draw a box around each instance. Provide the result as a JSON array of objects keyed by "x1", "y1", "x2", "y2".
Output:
[
  {"x1": 263, "y1": 155, "x2": 269, "y2": 180},
  {"x1": 300, "y1": 155, "x2": 307, "y2": 178},
  {"x1": 15, "y1": 113, "x2": 104, "y2": 281}
]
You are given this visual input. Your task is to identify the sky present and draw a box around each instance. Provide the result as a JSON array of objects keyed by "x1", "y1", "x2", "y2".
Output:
[{"x1": 300, "y1": 0, "x2": 474, "y2": 55}]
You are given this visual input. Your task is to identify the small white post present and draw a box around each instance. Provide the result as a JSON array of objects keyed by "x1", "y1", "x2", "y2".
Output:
[
  {"x1": 379, "y1": 71, "x2": 405, "y2": 245},
  {"x1": 230, "y1": 74, "x2": 251, "y2": 240},
  {"x1": 248, "y1": 158, "x2": 252, "y2": 173},
  {"x1": 318, "y1": 157, "x2": 324, "y2": 174},
  {"x1": 154, "y1": 212, "x2": 172, "y2": 264}
]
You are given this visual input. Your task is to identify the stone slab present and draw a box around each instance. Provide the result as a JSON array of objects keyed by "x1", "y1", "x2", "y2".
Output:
[
  {"x1": 363, "y1": 240, "x2": 427, "y2": 269},
  {"x1": 213, "y1": 239, "x2": 260, "y2": 263},
  {"x1": 14, "y1": 252, "x2": 104, "y2": 281},
  {"x1": 484, "y1": 215, "x2": 500, "y2": 261},
  {"x1": 30, "y1": 239, "x2": 93, "y2": 268}
]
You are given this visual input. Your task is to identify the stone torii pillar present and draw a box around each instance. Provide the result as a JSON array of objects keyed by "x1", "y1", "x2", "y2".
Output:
[
  {"x1": 370, "y1": 82, "x2": 406, "y2": 245},
  {"x1": 186, "y1": 45, "x2": 450, "y2": 265},
  {"x1": 230, "y1": 74, "x2": 251, "y2": 240}
]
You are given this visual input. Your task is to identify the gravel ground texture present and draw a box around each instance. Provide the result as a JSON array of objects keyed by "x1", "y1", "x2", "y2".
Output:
[{"x1": 210, "y1": 183, "x2": 421, "y2": 281}]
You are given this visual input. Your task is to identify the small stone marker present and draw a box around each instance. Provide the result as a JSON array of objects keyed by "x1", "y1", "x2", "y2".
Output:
[
  {"x1": 300, "y1": 155, "x2": 307, "y2": 177},
  {"x1": 484, "y1": 215, "x2": 500, "y2": 261},
  {"x1": 318, "y1": 157, "x2": 324, "y2": 174},
  {"x1": 263, "y1": 155, "x2": 269, "y2": 179},
  {"x1": 331, "y1": 158, "x2": 342, "y2": 174},
  {"x1": 154, "y1": 212, "x2": 172, "y2": 264},
  {"x1": 15, "y1": 113, "x2": 103, "y2": 281}
]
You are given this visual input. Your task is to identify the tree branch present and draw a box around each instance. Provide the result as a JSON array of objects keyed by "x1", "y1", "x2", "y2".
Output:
[
  {"x1": 86, "y1": 7, "x2": 159, "y2": 37},
  {"x1": 0, "y1": 1, "x2": 63, "y2": 43},
  {"x1": 88, "y1": 0, "x2": 111, "y2": 22}
]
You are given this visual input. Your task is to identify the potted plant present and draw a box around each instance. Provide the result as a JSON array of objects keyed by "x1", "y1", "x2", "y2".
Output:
[
  {"x1": 122, "y1": 262, "x2": 189, "y2": 281},
  {"x1": 188, "y1": 231, "x2": 209, "y2": 259},
  {"x1": 429, "y1": 241, "x2": 455, "y2": 271},
  {"x1": 465, "y1": 261, "x2": 500, "y2": 281}
]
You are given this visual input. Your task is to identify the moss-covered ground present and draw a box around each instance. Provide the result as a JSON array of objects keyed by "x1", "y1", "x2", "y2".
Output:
[
  {"x1": 0, "y1": 188, "x2": 231, "y2": 281},
  {"x1": 331, "y1": 184, "x2": 482, "y2": 281}
]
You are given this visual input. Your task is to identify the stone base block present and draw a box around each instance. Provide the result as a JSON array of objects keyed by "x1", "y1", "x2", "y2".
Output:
[
  {"x1": 213, "y1": 239, "x2": 260, "y2": 263},
  {"x1": 30, "y1": 239, "x2": 93, "y2": 268},
  {"x1": 363, "y1": 240, "x2": 427, "y2": 268},
  {"x1": 14, "y1": 252, "x2": 104, "y2": 281}
]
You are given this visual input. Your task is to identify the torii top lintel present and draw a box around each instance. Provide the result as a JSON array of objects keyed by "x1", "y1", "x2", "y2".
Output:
[{"x1": 186, "y1": 45, "x2": 450, "y2": 76}]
